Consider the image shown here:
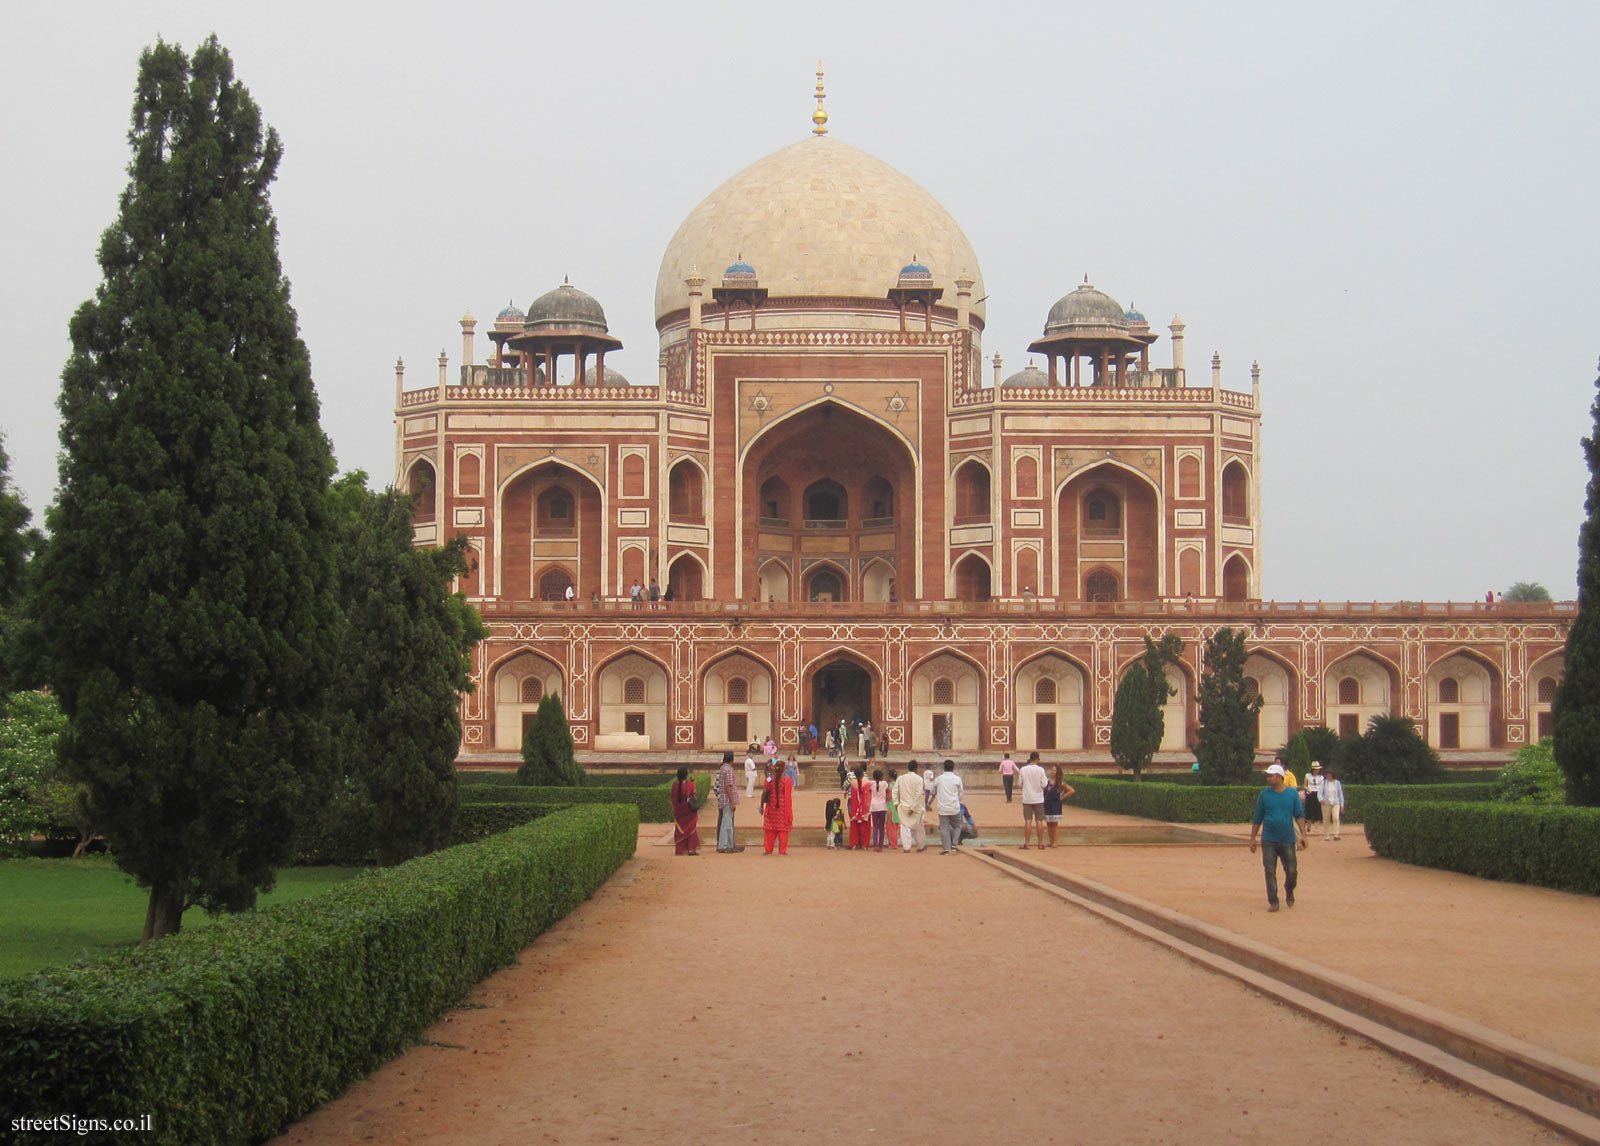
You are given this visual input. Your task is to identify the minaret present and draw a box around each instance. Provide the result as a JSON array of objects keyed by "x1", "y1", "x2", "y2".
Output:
[
  {"x1": 992, "y1": 352, "x2": 1004, "y2": 388},
  {"x1": 460, "y1": 312, "x2": 476, "y2": 374},
  {"x1": 812, "y1": 61, "x2": 829, "y2": 136},
  {"x1": 1211, "y1": 351, "x2": 1222, "y2": 390},
  {"x1": 1169, "y1": 315, "x2": 1186, "y2": 379},
  {"x1": 955, "y1": 272, "x2": 974, "y2": 330}
]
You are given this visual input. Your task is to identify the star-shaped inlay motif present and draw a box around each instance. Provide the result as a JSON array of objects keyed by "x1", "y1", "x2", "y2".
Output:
[
  {"x1": 885, "y1": 392, "x2": 908, "y2": 415},
  {"x1": 750, "y1": 390, "x2": 772, "y2": 415}
]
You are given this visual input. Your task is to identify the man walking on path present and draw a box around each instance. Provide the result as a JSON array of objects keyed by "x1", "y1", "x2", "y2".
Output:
[
  {"x1": 715, "y1": 751, "x2": 743, "y2": 853},
  {"x1": 1017, "y1": 751, "x2": 1049, "y2": 848},
  {"x1": 932, "y1": 760, "x2": 965, "y2": 854},
  {"x1": 999, "y1": 752, "x2": 1018, "y2": 802},
  {"x1": 895, "y1": 760, "x2": 927, "y2": 852},
  {"x1": 1249, "y1": 763, "x2": 1308, "y2": 911}
]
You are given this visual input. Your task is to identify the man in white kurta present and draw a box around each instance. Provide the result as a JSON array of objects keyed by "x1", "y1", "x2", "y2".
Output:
[{"x1": 895, "y1": 765, "x2": 927, "y2": 852}]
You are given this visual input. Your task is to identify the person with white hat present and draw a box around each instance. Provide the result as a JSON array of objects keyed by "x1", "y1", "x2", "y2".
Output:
[
  {"x1": 1303, "y1": 760, "x2": 1325, "y2": 827},
  {"x1": 1250, "y1": 764, "x2": 1308, "y2": 911}
]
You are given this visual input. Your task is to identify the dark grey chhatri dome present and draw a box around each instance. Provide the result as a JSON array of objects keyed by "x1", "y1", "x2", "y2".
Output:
[
  {"x1": 1043, "y1": 280, "x2": 1128, "y2": 334},
  {"x1": 592, "y1": 365, "x2": 629, "y2": 386},
  {"x1": 525, "y1": 281, "x2": 609, "y2": 333},
  {"x1": 1002, "y1": 363, "x2": 1050, "y2": 388}
]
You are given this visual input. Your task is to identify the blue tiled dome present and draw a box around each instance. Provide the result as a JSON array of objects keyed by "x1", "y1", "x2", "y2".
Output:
[
  {"x1": 722, "y1": 258, "x2": 758, "y2": 282},
  {"x1": 897, "y1": 258, "x2": 934, "y2": 283},
  {"x1": 497, "y1": 299, "x2": 526, "y2": 323},
  {"x1": 1124, "y1": 304, "x2": 1146, "y2": 324}
]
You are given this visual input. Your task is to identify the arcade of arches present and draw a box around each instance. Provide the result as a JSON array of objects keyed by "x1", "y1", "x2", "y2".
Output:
[{"x1": 478, "y1": 638, "x2": 1563, "y2": 756}]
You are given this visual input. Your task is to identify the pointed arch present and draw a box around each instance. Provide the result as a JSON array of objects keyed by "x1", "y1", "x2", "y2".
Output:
[
  {"x1": 500, "y1": 458, "x2": 606, "y2": 603},
  {"x1": 758, "y1": 557, "x2": 791, "y2": 602},
  {"x1": 668, "y1": 456, "x2": 707, "y2": 523},
  {"x1": 489, "y1": 650, "x2": 565, "y2": 750},
  {"x1": 1014, "y1": 650, "x2": 1089, "y2": 751},
  {"x1": 667, "y1": 550, "x2": 707, "y2": 602},
  {"x1": 1243, "y1": 648, "x2": 1297, "y2": 752},
  {"x1": 909, "y1": 649, "x2": 985, "y2": 751},
  {"x1": 861, "y1": 558, "x2": 895, "y2": 603},
  {"x1": 1323, "y1": 650, "x2": 1400, "y2": 739},
  {"x1": 952, "y1": 551, "x2": 992, "y2": 602},
  {"x1": 700, "y1": 648, "x2": 778, "y2": 750},
  {"x1": 1222, "y1": 553, "x2": 1252, "y2": 602},
  {"x1": 1425, "y1": 646, "x2": 1501, "y2": 749},
  {"x1": 595, "y1": 649, "x2": 671, "y2": 750},
  {"x1": 802, "y1": 559, "x2": 851, "y2": 603},
  {"x1": 406, "y1": 457, "x2": 437, "y2": 524}
]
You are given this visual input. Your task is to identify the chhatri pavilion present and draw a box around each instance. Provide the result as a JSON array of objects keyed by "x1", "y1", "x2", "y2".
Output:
[{"x1": 394, "y1": 70, "x2": 1568, "y2": 761}]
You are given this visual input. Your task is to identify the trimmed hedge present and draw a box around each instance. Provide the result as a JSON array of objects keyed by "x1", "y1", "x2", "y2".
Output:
[
  {"x1": 1064, "y1": 776, "x2": 1498, "y2": 824},
  {"x1": 1364, "y1": 801, "x2": 1600, "y2": 894},
  {"x1": 459, "y1": 773, "x2": 710, "y2": 824},
  {"x1": 450, "y1": 802, "x2": 569, "y2": 844},
  {"x1": 455, "y1": 770, "x2": 674, "y2": 788},
  {"x1": 0, "y1": 805, "x2": 638, "y2": 1146}
]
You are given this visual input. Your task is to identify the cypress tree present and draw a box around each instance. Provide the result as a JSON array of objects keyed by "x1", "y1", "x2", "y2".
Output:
[
  {"x1": 31, "y1": 37, "x2": 341, "y2": 939},
  {"x1": 519, "y1": 692, "x2": 584, "y2": 786},
  {"x1": 327, "y1": 474, "x2": 485, "y2": 866},
  {"x1": 1110, "y1": 662, "x2": 1162, "y2": 780},
  {"x1": 1193, "y1": 627, "x2": 1262, "y2": 785},
  {"x1": 1553, "y1": 358, "x2": 1600, "y2": 805}
]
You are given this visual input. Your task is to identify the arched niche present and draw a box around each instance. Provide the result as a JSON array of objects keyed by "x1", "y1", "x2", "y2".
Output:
[
  {"x1": 953, "y1": 553, "x2": 992, "y2": 602},
  {"x1": 668, "y1": 458, "x2": 705, "y2": 523},
  {"x1": 1222, "y1": 460, "x2": 1250, "y2": 522},
  {"x1": 702, "y1": 652, "x2": 775, "y2": 751},
  {"x1": 407, "y1": 458, "x2": 437, "y2": 524},
  {"x1": 1058, "y1": 462, "x2": 1160, "y2": 601},
  {"x1": 1244, "y1": 652, "x2": 1293, "y2": 751},
  {"x1": 502, "y1": 462, "x2": 603, "y2": 601},
  {"x1": 1015, "y1": 653, "x2": 1087, "y2": 751},
  {"x1": 595, "y1": 652, "x2": 670, "y2": 750},
  {"x1": 667, "y1": 552, "x2": 705, "y2": 601},
  {"x1": 953, "y1": 460, "x2": 991, "y2": 524},
  {"x1": 909, "y1": 652, "x2": 984, "y2": 752},
  {"x1": 1426, "y1": 651, "x2": 1497, "y2": 749},
  {"x1": 862, "y1": 559, "x2": 895, "y2": 603},
  {"x1": 491, "y1": 651, "x2": 564, "y2": 750},
  {"x1": 1324, "y1": 652, "x2": 1398, "y2": 740},
  {"x1": 1222, "y1": 554, "x2": 1251, "y2": 602}
]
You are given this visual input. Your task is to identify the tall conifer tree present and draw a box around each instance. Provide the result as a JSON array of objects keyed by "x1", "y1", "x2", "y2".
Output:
[
  {"x1": 0, "y1": 438, "x2": 40, "y2": 695},
  {"x1": 1110, "y1": 662, "x2": 1162, "y2": 780},
  {"x1": 327, "y1": 474, "x2": 485, "y2": 865},
  {"x1": 1553, "y1": 359, "x2": 1600, "y2": 805},
  {"x1": 33, "y1": 37, "x2": 341, "y2": 938},
  {"x1": 1193, "y1": 627, "x2": 1262, "y2": 785}
]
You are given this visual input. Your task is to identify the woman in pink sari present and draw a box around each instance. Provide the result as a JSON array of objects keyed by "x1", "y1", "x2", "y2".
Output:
[{"x1": 671, "y1": 767, "x2": 701, "y2": 855}]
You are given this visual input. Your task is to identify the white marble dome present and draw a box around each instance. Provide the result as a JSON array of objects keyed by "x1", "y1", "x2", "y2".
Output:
[{"x1": 655, "y1": 135, "x2": 985, "y2": 323}]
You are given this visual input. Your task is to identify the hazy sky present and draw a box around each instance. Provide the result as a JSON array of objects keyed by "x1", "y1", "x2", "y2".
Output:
[{"x1": 2, "y1": 1, "x2": 1596, "y2": 602}]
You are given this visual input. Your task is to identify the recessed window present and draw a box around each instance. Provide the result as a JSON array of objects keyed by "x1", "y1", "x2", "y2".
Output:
[
  {"x1": 1034, "y1": 678, "x2": 1057, "y2": 705},
  {"x1": 1438, "y1": 677, "x2": 1459, "y2": 705},
  {"x1": 624, "y1": 676, "x2": 646, "y2": 704},
  {"x1": 727, "y1": 677, "x2": 749, "y2": 704},
  {"x1": 1338, "y1": 677, "x2": 1360, "y2": 706},
  {"x1": 520, "y1": 677, "x2": 543, "y2": 704},
  {"x1": 932, "y1": 677, "x2": 955, "y2": 706}
]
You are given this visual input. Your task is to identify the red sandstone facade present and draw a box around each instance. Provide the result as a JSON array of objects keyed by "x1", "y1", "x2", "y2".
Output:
[{"x1": 394, "y1": 130, "x2": 1568, "y2": 760}]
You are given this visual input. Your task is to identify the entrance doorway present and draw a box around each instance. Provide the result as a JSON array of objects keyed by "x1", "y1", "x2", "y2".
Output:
[
  {"x1": 811, "y1": 660, "x2": 872, "y2": 743},
  {"x1": 932, "y1": 713, "x2": 954, "y2": 751},
  {"x1": 1035, "y1": 713, "x2": 1057, "y2": 751}
]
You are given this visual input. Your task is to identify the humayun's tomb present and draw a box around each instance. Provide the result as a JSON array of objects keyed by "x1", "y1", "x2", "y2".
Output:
[{"x1": 395, "y1": 73, "x2": 1569, "y2": 762}]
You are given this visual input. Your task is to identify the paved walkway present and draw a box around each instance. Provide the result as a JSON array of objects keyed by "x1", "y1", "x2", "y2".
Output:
[{"x1": 270, "y1": 789, "x2": 1595, "y2": 1145}]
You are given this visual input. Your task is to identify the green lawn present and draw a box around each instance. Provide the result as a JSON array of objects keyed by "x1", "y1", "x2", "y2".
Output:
[{"x1": 0, "y1": 858, "x2": 362, "y2": 979}]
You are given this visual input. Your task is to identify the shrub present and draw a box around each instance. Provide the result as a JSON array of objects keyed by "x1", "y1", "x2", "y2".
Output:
[
  {"x1": 1495, "y1": 739, "x2": 1566, "y2": 804},
  {"x1": 1340, "y1": 715, "x2": 1443, "y2": 784},
  {"x1": 1363, "y1": 801, "x2": 1600, "y2": 894},
  {"x1": 449, "y1": 802, "x2": 569, "y2": 844},
  {"x1": 0, "y1": 804, "x2": 637, "y2": 1146}
]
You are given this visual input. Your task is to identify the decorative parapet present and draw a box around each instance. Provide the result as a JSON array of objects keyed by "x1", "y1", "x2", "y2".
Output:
[{"x1": 954, "y1": 384, "x2": 1257, "y2": 411}]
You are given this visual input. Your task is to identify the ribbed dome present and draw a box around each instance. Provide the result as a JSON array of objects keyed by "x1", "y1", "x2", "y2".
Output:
[
  {"x1": 1002, "y1": 364, "x2": 1050, "y2": 388},
  {"x1": 722, "y1": 258, "x2": 758, "y2": 284},
  {"x1": 1044, "y1": 281, "x2": 1127, "y2": 334},
  {"x1": 656, "y1": 135, "x2": 984, "y2": 322},
  {"x1": 496, "y1": 299, "x2": 526, "y2": 323},
  {"x1": 896, "y1": 258, "x2": 934, "y2": 288},
  {"x1": 526, "y1": 282, "x2": 608, "y2": 333}
]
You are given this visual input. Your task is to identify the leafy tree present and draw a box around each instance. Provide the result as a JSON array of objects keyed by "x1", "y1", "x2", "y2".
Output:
[
  {"x1": 1555, "y1": 358, "x2": 1600, "y2": 805},
  {"x1": 1141, "y1": 633, "x2": 1184, "y2": 715},
  {"x1": 0, "y1": 438, "x2": 42, "y2": 698},
  {"x1": 30, "y1": 37, "x2": 341, "y2": 940},
  {"x1": 519, "y1": 692, "x2": 584, "y2": 786},
  {"x1": 0, "y1": 691, "x2": 68, "y2": 853},
  {"x1": 1504, "y1": 582, "x2": 1552, "y2": 603},
  {"x1": 1339, "y1": 715, "x2": 1442, "y2": 784},
  {"x1": 1495, "y1": 738, "x2": 1565, "y2": 804},
  {"x1": 1193, "y1": 628, "x2": 1263, "y2": 785},
  {"x1": 1110, "y1": 662, "x2": 1162, "y2": 780},
  {"x1": 325, "y1": 474, "x2": 486, "y2": 866}
]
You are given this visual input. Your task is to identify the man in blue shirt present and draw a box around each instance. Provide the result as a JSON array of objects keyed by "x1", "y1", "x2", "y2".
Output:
[{"x1": 1250, "y1": 763, "x2": 1308, "y2": 912}]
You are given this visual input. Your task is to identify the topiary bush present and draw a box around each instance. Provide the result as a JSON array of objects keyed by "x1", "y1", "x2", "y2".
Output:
[
  {"x1": 0, "y1": 804, "x2": 637, "y2": 1146},
  {"x1": 518, "y1": 693, "x2": 585, "y2": 786},
  {"x1": 1363, "y1": 800, "x2": 1600, "y2": 894}
]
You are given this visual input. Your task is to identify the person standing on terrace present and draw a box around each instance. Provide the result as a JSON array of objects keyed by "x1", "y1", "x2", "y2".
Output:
[{"x1": 761, "y1": 756, "x2": 795, "y2": 855}]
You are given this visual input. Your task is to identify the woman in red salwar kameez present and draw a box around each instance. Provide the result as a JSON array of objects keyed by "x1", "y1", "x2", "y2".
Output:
[
  {"x1": 761, "y1": 761, "x2": 795, "y2": 854},
  {"x1": 671, "y1": 768, "x2": 701, "y2": 855},
  {"x1": 847, "y1": 767, "x2": 872, "y2": 850}
]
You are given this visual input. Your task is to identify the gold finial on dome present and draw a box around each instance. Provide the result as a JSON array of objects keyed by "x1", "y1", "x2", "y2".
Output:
[{"x1": 811, "y1": 60, "x2": 828, "y2": 136}]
